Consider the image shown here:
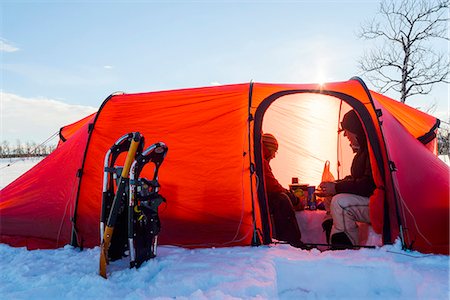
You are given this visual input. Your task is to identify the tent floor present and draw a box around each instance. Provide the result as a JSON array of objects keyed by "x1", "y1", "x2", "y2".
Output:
[{"x1": 295, "y1": 210, "x2": 382, "y2": 250}]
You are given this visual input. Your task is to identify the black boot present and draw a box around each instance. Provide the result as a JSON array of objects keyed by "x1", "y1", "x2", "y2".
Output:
[
  {"x1": 321, "y1": 219, "x2": 333, "y2": 244},
  {"x1": 331, "y1": 232, "x2": 353, "y2": 250},
  {"x1": 289, "y1": 239, "x2": 304, "y2": 248}
]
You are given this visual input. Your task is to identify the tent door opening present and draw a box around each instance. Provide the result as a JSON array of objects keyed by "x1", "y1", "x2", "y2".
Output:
[{"x1": 254, "y1": 92, "x2": 384, "y2": 248}]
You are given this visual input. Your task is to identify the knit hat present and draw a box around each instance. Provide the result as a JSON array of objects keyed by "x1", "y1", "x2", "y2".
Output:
[
  {"x1": 340, "y1": 110, "x2": 366, "y2": 146},
  {"x1": 262, "y1": 133, "x2": 278, "y2": 153}
]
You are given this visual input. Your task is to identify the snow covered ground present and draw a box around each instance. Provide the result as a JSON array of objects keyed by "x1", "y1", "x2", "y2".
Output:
[
  {"x1": 1, "y1": 158, "x2": 449, "y2": 299},
  {"x1": 439, "y1": 155, "x2": 450, "y2": 166},
  {"x1": 0, "y1": 157, "x2": 45, "y2": 189},
  {"x1": 1, "y1": 242, "x2": 449, "y2": 300}
]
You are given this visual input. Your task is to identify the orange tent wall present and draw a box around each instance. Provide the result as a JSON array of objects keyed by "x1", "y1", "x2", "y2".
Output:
[
  {"x1": 370, "y1": 92, "x2": 440, "y2": 155},
  {"x1": 74, "y1": 84, "x2": 259, "y2": 248},
  {"x1": 373, "y1": 101, "x2": 450, "y2": 254},
  {"x1": 370, "y1": 92, "x2": 439, "y2": 141},
  {"x1": 57, "y1": 113, "x2": 96, "y2": 147},
  {"x1": 0, "y1": 121, "x2": 90, "y2": 249}
]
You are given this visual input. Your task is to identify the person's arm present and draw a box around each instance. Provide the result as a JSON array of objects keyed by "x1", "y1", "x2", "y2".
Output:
[
  {"x1": 263, "y1": 159, "x2": 286, "y2": 195},
  {"x1": 263, "y1": 159, "x2": 303, "y2": 209},
  {"x1": 335, "y1": 176, "x2": 375, "y2": 197},
  {"x1": 335, "y1": 151, "x2": 375, "y2": 197}
]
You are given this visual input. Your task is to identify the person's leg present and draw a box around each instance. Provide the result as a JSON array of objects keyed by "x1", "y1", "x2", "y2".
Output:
[
  {"x1": 321, "y1": 196, "x2": 333, "y2": 243},
  {"x1": 268, "y1": 192, "x2": 303, "y2": 246},
  {"x1": 330, "y1": 193, "x2": 370, "y2": 247}
]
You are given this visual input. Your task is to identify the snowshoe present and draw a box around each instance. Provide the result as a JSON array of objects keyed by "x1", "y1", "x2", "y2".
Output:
[
  {"x1": 99, "y1": 132, "x2": 144, "y2": 278},
  {"x1": 128, "y1": 142, "x2": 168, "y2": 268}
]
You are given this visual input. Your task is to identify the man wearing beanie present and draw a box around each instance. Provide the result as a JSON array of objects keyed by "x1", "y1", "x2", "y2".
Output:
[
  {"x1": 262, "y1": 133, "x2": 304, "y2": 248},
  {"x1": 319, "y1": 110, "x2": 376, "y2": 249}
]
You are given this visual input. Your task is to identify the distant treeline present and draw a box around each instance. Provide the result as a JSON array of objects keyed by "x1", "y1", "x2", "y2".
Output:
[
  {"x1": 1, "y1": 131, "x2": 448, "y2": 159},
  {"x1": 1, "y1": 140, "x2": 56, "y2": 158}
]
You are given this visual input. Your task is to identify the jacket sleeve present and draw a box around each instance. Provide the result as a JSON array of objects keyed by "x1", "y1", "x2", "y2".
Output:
[
  {"x1": 263, "y1": 159, "x2": 287, "y2": 195},
  {"x1": 335, "y1": 150, "x2": 376, "y2": 197},
  {"x1": 335, "y1": 176, "x2": 375, "y2": 197}
]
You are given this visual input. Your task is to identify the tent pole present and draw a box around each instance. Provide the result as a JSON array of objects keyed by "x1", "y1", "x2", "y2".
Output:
[
  {"x1": 337, "y1": 100, "x2": 343, "y2": 180},
  {"x1": 247, "y1": 81, "x2": 261, "y2": 246}
]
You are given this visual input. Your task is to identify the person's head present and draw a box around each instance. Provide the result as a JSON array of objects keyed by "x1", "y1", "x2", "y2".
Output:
[
  {"x1": 340, "y1": 110, "x2": 366, "y2": 152},
  {"x1": 262, "y1": 133, "x2": 278, "y2": 161}
]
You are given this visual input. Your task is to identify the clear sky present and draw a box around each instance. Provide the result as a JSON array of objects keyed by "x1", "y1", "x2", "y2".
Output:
[{"x1": 1, "y1": 0, "x2": 448, "y2": 143}]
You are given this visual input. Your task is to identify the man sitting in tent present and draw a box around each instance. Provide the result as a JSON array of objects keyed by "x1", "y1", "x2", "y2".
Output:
[
  {"x1": 262, "y1": 133, "x2": 304, "y2": 248},
  {"x1": 319, "y1": 110, "x2": 376, "y2": 249}
]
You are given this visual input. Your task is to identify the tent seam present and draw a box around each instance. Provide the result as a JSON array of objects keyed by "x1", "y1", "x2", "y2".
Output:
[{"x1": 70, "y1": 93, "x2": 122, "y2": 248}]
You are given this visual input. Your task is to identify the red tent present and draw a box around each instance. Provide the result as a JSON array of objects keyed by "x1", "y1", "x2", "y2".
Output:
[{"x1": 1, "y1": 78, "x2": 448, "y2": 254}]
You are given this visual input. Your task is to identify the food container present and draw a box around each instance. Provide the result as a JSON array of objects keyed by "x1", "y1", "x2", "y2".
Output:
[
  {"x1": 307, "y1": 185, "x2": 316, "y2": 210},
  {"x1": 289, "y1": 182, "x2": 309, "y2": 209}
]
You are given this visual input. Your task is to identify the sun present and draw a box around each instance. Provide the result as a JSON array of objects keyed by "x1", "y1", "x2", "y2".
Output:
[{"x1": 315, "y1": 68, "x2": 327, "y2": 86}]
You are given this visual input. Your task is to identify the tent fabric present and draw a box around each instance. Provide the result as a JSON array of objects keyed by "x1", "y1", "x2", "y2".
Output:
[
  {"x1": 374, "y1": 104, "x2": 450, "y2": 254},
  {"x1": 0, "y1": 120, "x2": 90, "y2": 249},
  {"x1": 261, "y1": 93, "x2": 345, "y2": 186},
  {"x1": 370, "y1": 92, "x2": 439, "y2": 143},
  {"x1": 1, "y1": 79, "x2": 448, "y2": 254},
  {"x1": 58, "y1": 113, "x2": 96, "y2": 147},
  {"x1": 74, "y1": 84, "x2": 257, "y2": 248},
  {"x1": 370, "y1": 91, "x2": 440, "y2": 154}
]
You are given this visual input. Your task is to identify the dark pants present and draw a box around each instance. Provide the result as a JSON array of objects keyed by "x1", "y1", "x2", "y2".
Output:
[{"x1": 268, "y1": 192, "x2": 302, "y2": 245}]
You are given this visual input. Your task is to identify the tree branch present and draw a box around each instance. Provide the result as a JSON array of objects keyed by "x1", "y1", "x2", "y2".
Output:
[{"x1": 358, "y1": 0, "x2": 449, "y2": 103}]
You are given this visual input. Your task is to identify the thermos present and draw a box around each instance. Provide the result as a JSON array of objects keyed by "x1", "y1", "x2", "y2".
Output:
[{"x1": 307, "y1": 186, "x2": 316, "y2": 210}]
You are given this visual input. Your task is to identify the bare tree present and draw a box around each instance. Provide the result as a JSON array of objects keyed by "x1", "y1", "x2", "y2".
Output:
[
  {"x1": 25, "y1": 141, "x2": 33, "y2": 157},
  {"x1": 437, "y1": 126, "x2": 449, "y2": 155},
  {"x1": 0, "y1": 140, "x2": 56, "y2": 158},
  {"x1": 47, "y1": 144, "x2": 56, "y2": 154},
  {"x1": 1, "y1": 140, "x2": 10, "y2": 157},
  {"x1": 358, "y1": 0, "x2": 449, "y2": 103},
  {"x1": 15, "y1": 139, "x2": 24, "y2": 156}
]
